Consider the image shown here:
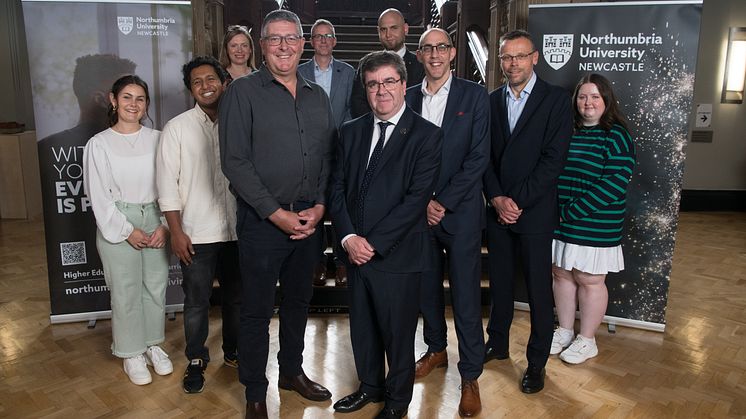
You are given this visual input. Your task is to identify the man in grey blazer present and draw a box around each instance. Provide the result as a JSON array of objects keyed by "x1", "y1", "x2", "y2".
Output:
[
  {"x1": 298, "y1": 19, "x2": 356, "y2": 288},
  {"x1": 298, "y1": 19, "x2": 355, "y2": 129}
]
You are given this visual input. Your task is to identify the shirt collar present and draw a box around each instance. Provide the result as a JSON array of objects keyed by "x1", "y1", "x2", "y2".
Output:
[
  {"x1": 258, "y1": 64, "x2": 312, "y2": 90},
  {"x1": 421, "y1": 73, "x2": 452, "y2": 97},
  {"x1": 193, "y1": 103, "x2": 216, "y2": 125},
  {"x1": 313, "y1": 56, "x2": 333, "y2": 72},
  {"x1": 392, "y1": 45, "x2": 407, "y2": 58},
  {"x1": 506, "y1": 71, "x2": 537, "y2": 100},
  {"x1": 374, "y1": 103, "x2": 406, "y2": 127}
]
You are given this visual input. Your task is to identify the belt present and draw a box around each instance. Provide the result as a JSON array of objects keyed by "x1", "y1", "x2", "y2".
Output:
[{"x1": 279, "y1": 200, "x2": 315, "y2": 212}]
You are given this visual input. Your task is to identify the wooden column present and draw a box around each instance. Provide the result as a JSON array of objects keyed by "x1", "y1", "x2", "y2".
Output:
[{"x1": 192, "y1": 0, "x2": 225, "y2": 58}]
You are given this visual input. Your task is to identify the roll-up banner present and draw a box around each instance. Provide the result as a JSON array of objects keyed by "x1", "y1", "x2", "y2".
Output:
[
  {"x1": 527, "y1": 1, "x2": 702, "y2": 331},
  {"x1": 22, "y1": 0, "x2": 192, "y2": 323}
]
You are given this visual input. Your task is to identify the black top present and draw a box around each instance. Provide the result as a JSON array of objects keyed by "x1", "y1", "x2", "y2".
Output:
[{"x1": 218, "y1": 65, "x2": 336, "y2": 219}]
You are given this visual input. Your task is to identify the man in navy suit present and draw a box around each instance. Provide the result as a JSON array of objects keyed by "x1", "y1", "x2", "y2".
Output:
[
  {"x1": 404, "y1": 28, "x2": 489, "y2": 417},
  {"x1": 329, "y1": 51, "x2": 442, "y2": 419},
  {"x1": 298, "y1": 18, "x2": 356, "y2": 287},
  {"x1": 483, "y1": 29, "x2": 573, "y2": 394},
  {"x1": 350, "y1": 8, "x2": 426, "y2": 118}
]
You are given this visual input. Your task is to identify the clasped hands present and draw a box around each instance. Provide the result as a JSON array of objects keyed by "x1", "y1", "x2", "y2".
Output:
[
  {"x1": 126, "y1": 225, "x2": 168, "y2": 250},
  {"x1": 269, "y1": 204, "x2": 325, "y2": 240},
  {"x1": 491, "y1": 196, "x2": 522, "y2": 225}
]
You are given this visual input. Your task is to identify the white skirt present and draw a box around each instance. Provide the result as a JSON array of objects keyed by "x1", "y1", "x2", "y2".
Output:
[{"x1": 552, "y1": 239, "x2": 625, "y2": 275}]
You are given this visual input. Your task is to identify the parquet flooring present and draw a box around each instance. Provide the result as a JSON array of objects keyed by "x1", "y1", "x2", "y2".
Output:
[{"x1": 0, "y1": 212, "x2": 744, "y2": 418}]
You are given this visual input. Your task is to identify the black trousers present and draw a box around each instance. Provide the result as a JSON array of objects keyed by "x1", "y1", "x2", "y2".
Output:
[
  {"x1": 485, "y1": 212, "x2": 554, "y2": 368},
  {"x1": 420, "y1": 225, "x2": 485, "y2": 380},
  {"x1": 349, "y1": 265, "x2": 420, "y2": 409},
  {"x1": 236, "y1": 200, "x2": 321, "y2": 402}
]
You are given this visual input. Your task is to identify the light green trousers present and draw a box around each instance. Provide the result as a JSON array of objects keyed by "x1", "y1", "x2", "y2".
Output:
[{"x1": 96, "y1": 201, "x2": 169, "y2": 358}]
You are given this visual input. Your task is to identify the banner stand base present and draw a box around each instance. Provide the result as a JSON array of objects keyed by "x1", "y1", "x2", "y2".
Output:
[
  {"x1": 513, "y1": 302, "x2": 665, "y2": 333},
  {"x1": 50, "y1": 304, "x2": 184, "y2": 325}
]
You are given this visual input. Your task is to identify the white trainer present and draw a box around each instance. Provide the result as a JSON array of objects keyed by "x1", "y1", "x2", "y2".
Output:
[
  {"x1": 550, "y1": 327, "x2": 574, "y2": 355},
  {"x1": 124, "y1": 354, "x2": 152, "y2": 385},
  {"x1": 559, "y1": 335, "x2": 599, "y2": 364},
  {"x1": 145, "y1": 345, "x2": 174, "y2": 375}
]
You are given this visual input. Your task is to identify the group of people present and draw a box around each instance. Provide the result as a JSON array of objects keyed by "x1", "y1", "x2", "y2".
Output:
[{"x1": 81, "y1": 6, "x2": 635, "y2": 419}]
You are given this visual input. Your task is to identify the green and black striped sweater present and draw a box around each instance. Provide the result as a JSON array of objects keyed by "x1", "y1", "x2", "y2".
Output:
[{"x1": 555, "y1": 124, "x2": 636, "y2": 247}]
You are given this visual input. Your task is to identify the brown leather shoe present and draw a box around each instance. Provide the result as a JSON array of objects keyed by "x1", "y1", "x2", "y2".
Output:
[
  {"x1": 245, "y1": 402, "x2": 268, "y2": 419},
  {"x1": 414, "y1": 350, "x2": 448, "y2": 379},
  {"x1": 458, "y1": 379, "x2": 482, "y2": 417},
  {"x1": 278, "y1": 371, "x2": 332, "y2": 401},
  {"x1": 334, "y1": 265, "x2": 348, "y2": 287},
  {"x1": 313, "y1": 263, "x2": 327, "y2": 287}
]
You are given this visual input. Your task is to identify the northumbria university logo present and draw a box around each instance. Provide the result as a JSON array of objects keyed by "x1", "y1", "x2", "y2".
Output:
[
  {"x1": 117, "y1": 16, "x2": 133, "y2": 35},
  {"x1": 543, "y1": 34, "x2": 574, "y2": 70}
]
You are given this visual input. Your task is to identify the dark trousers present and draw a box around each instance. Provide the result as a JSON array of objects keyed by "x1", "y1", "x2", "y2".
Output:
[
  {"x1": 236, "y1": 201, "x2": 321, "y2": 402},
  {"x1": 349, "y1": 265, "x2": 421, "y2": 409},
  {"x1": 181, "y1": 241, "x2": 241, "y2": 362},
  {"x1": 485, "y1": 213, "x2": 554, "y2": 368},
  {"x1": 420, "y1": 225, "x2": 485, "y2": 380}
]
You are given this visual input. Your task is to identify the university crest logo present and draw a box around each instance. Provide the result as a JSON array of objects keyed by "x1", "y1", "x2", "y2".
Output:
[
  {"x1": 543, "y1": 34, "x2": 574, "y2": 70},
  {"x1": 117, "y1": 16, "x2": 134, "y2": 35}
]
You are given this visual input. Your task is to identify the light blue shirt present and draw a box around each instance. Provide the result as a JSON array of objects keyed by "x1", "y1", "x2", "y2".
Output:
[
  {"x1": 506, "y1": 72, "x2": 537, "y2": 133},
  {"x1": 313, "y1": 57, "x2": 333, "y2": 97}
]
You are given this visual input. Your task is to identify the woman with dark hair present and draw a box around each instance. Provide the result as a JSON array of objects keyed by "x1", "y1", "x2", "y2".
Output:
[
  {"x1": 83, "y1": 75, "x2": 173, "y2": 385},
  {"x1": 219, "y1": 25, "x2": 256, "y2": 83},
  {"x1": 550, "y1": 73, "x2": 636, "y2": 364}
]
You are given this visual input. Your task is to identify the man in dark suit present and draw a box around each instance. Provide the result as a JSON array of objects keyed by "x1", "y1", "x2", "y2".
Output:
[
  {"x1": 483, "y1": 29, "x2": 572, "y2": 394},
  {"x1": 329, "y1": 51, "x2": 442, "y2": 419},
  {"x1": 350, "y1": 8, "x2": 426, "y2": 118},
  {"x1": 404, "y1": 28, "x2": 489, "y2": 417},
  {"x1": 298, "y1": 18, "x2": 356, "y2": 288}
]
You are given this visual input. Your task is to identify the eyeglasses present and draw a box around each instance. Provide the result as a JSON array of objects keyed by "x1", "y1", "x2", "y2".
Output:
[
  {"x1": 498, "y1": 51, "x2": 536, "y2": 63},
  {"x1": 419, "y1": 44, "x2": 452, "y2": 54},
  {"x1": 311, "y1": 33, "x2": 335, "y2": 41},
  {"x1": 262, "y1": 35, "x2": 302, "y2": 46},
  {"x1": 365, "y1": 78, "x2": 402, "y2": 92}
]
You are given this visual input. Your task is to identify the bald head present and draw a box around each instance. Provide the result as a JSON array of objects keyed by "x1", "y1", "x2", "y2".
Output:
[{"x1": 377, "y1": 8, "x2": 408, "y2": 51}]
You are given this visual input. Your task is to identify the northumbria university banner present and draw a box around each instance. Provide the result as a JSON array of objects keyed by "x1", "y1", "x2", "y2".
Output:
[
  {"x1": 528, "y1": 1, "x2": 702, "y2": 330},
  {"x1": 22, "y1": 0, "x2": 192, "y2": 323}
]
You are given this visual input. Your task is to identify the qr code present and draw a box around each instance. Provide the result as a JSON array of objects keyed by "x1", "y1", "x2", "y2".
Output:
[{"x1": 60, "y1": 241, "x2": 87, "y2": 266}]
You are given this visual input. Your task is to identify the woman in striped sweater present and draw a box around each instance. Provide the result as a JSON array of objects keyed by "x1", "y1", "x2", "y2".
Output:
[{"x1": 550, "y1": 74, "x2": 636, "y2": 364}]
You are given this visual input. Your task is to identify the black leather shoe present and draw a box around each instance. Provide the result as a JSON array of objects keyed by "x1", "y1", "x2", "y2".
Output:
[
  {"x1": 333, "y1": 390, "x2": 384, "y2": 413},
  {"x1": 245, "y1": 402, "x2": 268, "y2": 419},
  {"x1": 278, "y1": 371, "x2": 331, "y2": 401},
  {"x1": 483, "y1": 345, "x2": 509, "y2": 363},
  {"x1": 520, "y1": 364, "x2": 546, "y2": 394},
  {"x1": 375, "y1": 406, "x2": 407, "y2": 418}
]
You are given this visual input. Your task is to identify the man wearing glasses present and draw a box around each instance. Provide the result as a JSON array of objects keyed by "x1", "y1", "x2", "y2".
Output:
[
  {"x1": 328, "y1": 51, "x2": 441, "y2": 419},
  {"x1": 404, "y1": 28, "x2": 490, "y2": 417},
  {"x1": 219, "y1": 10, "x2": 335, "y2": 419},
  {"x1": 298, "y1": 18, "x2": 356, "y2": 288},
  {"x1": 350, "y1": 8, "x2": 426, "y2": 118},
  {"x1": 483, "y1": 29, "x2": 572, "y2": 394}
]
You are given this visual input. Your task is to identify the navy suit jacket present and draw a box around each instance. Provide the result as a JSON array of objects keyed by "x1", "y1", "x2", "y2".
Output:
[
  {"x1": 298, "y1": 57, "x2": 355, "y2": 128},
  {"x1": 483, "y1": 75, "x2": 573, "y2": 234},
  {"x1": 350, "y1": 50, "x2": 426, "y2": 118},
  {"x1": 405, "y1": 76, "x2": 490, "y2": 234},
  {"x1": 328, "y1": 107, "x2": 442, "y2": 273}
]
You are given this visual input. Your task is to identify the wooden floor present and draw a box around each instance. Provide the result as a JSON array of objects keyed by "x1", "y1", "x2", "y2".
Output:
[{"x1": 0, "y1": 212, "x2": 744, "y2": 418}]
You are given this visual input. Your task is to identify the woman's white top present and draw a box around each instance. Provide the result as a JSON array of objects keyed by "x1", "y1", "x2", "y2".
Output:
[{"x1": 83, "y1": 126, "x2": 161, "y2": 243}]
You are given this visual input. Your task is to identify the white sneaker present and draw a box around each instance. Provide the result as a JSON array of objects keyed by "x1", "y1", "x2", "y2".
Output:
[
  {"x1": 145, "y1": 345, "x2": 174, "y2": 375},
  {"x1": 124, "y1": 354, "x2": 152, "y2": 385},
  {"x1": 550, "y1": 327, "x2": 574, "y2": 355},
  {"x1": 559, "y1": 335, "x2": 599, "y2": 364}
]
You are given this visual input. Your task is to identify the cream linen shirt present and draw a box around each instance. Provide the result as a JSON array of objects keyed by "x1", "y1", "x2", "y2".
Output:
[{"x1": 157, "y1": 104, "x2": 237, "y2": 244}]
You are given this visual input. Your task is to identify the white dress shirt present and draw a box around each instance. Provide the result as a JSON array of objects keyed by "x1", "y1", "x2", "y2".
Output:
[
  {"x1": 420, "y1": 73, "x2": 452, "y2": 128},
  {"x1": 83, "y1": 126, "x2": 160, "y2": 243},
  {"x1": 156, "y1": 104, "x2": 237, "y2": 244}
]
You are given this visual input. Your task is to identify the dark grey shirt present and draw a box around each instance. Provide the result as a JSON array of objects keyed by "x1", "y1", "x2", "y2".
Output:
[{"x1": 219, "y1": 65, "x2": 336, "y2": 219}]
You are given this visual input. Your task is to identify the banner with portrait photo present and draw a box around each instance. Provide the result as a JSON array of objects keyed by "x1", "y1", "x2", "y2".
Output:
[
  {"x1": 22, "y1": 0, "x2": 192, "y2": 323},
  {"x1": 527, "y1": 1, "x2": 703, "y2": 330}
]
